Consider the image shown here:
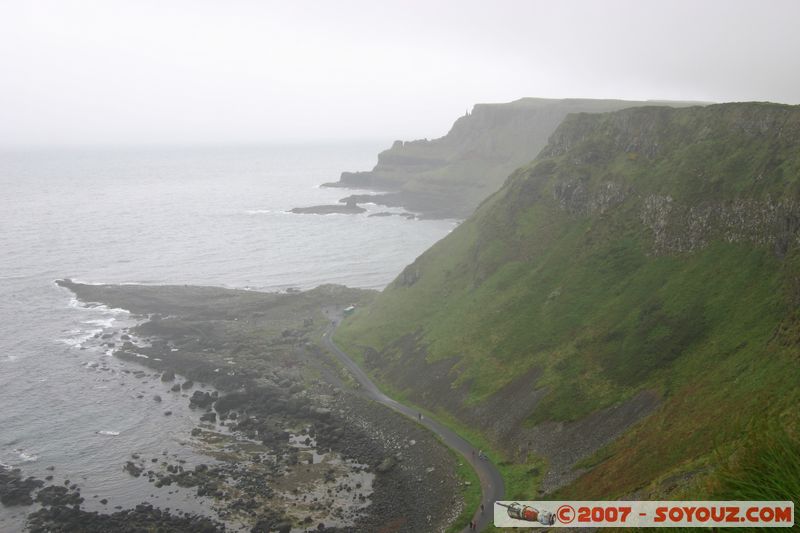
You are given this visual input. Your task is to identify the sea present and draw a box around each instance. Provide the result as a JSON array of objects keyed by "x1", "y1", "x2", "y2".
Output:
[{"x1": 0, "y1": 144, "x2": 457, "y2": 530}]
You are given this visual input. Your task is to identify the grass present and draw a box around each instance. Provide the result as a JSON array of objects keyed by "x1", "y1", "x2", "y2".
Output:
[
  {"x1": 446, "y1": 449, "x2": 482, "y2": 533},
  {"x1": 709, "y1": 416, "x2": 800, "y2": 529},
  {"x1": 336, "y1": 102, "x2": 800, "y2": 504}
]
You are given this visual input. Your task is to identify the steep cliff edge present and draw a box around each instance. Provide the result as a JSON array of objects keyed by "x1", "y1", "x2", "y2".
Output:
[
  {"x1": 325, "y1": 98, "x2": 703, "y2": 218},
  {"x1": 336, "y1": 102, "x2": 800, "y2": 501}
]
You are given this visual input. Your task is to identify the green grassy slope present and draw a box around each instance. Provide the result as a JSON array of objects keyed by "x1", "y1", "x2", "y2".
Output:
[{"x1": 336, "y1": 102, "x2": 800, "y2": 500}]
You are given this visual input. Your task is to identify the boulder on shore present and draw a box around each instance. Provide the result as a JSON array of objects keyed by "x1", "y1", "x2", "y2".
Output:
[
  {"x1": 123, "y1": 462, "x2": 143, "y2": 477},
  {"x1": 190, "y1": 391, "x2": 214, "y2": 409}
]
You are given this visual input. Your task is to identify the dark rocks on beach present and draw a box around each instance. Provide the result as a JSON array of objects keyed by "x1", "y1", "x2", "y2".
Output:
[
  {"x1": 250, "y1": 509, "x2": 289, "y2": 533},
  {"x1": 190, "y1": 391, "x2": 215, "y2": 409},
  {"x1": 273, "y1": 522, "x2": 291, "y2": 533},
  {"x1": 163, "y1": 411, "x2": 172, "y2": 416},
  {"x1": 26, "y1": 502, "x2": 223, "y2": 533},
  {"x1": 153, "y1": 395, "x2": 162, "y2": 402},
  {"x1": 123, "y1": 462, "x2": 143, "y2": 477},
  {"x1": 35, "y1": 485, "x2": 83, "y2": 507},
  {"x1": 57, "y1": 280, "x2": 460, "y2": 532},
  {"x1": 0, "y1": 468, "x2": 44, "y2": 506},
  {"x1": 181, "y1": 380, "x2": 194, "y2": 390}
]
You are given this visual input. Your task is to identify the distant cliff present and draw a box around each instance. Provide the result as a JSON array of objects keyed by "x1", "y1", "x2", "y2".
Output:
[{"x1": 325, "y1": 98, "x2": 704, "y2": 218}]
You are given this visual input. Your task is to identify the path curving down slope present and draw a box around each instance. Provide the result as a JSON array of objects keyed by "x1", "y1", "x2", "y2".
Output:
[{"x1": 323, "y1": 319, "x2": 505, "y2": 532}]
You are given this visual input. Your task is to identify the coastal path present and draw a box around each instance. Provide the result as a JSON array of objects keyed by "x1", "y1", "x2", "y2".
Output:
[{"x1": 322, "y1": 319, "x2": 504, "y2": 532}]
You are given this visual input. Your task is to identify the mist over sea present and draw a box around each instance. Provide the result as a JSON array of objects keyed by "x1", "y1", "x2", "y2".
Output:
[{"x1": 0, "y1": 144, "x2": 456, "y2": 529}]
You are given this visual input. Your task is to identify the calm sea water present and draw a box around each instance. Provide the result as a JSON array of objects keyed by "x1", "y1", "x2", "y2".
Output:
[{"x1": 0, "y1": 144, "x2": 457, "y2": 529}]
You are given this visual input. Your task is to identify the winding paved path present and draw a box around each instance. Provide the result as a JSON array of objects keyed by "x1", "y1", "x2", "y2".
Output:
[{"x1": 322, "y1": 318, "x2": 504, "y2": 532}]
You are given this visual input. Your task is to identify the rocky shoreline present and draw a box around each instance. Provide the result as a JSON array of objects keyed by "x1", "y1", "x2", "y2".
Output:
[
  {"x1": 289, "y1": 200, "x2": 366, "y2": 215},
  {"x1": 291, "y1": 191, "x2": 451, "y2": 220},
  {"x1": 1, "y1": 280, "x2": 464, "y2": 532}
]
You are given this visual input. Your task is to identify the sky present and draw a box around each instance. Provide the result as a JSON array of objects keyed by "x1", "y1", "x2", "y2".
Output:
[{"x1": 1, "y1": 0, "x2": 799, "y2": 147}]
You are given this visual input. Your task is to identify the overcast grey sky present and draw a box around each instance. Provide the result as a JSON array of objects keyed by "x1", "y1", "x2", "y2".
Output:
[{"x1": 1, "y1": 0, "x2": 799, "y2": 146}]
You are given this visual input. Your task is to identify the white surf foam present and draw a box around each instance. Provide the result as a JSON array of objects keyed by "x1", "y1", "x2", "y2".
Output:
[
  {"x1": 83, "y1": 317, "x2": 116, "y2": 328},
  {"x1": 66, "y1": 295, "x2": 130, "y2": 317},
  {"x1": 17, "y1": 450, "x2": 38, "y2": 463},
  {"x1": 68, "y1": 278, "x2": 106, "y2": 286},
  {"x1": 60, "y1": 327, "x2": 103, "y2": 347}
]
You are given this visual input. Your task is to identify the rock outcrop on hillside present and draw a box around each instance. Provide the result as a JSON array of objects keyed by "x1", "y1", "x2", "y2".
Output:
[{"x1": 539, "y1": 103, "x2": 800, "y2": 256}]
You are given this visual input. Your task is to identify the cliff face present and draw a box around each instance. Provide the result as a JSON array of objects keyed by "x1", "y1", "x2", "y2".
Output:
[
  {"x1": 336, "y1": 103, "x2": 800, "y2": 500},
  {"x1": 328, "y1": 98, "x2": 704, "y2": 218},
  {"x1": 541, "y1": 104, "x2": 800, "y2": 255}
]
